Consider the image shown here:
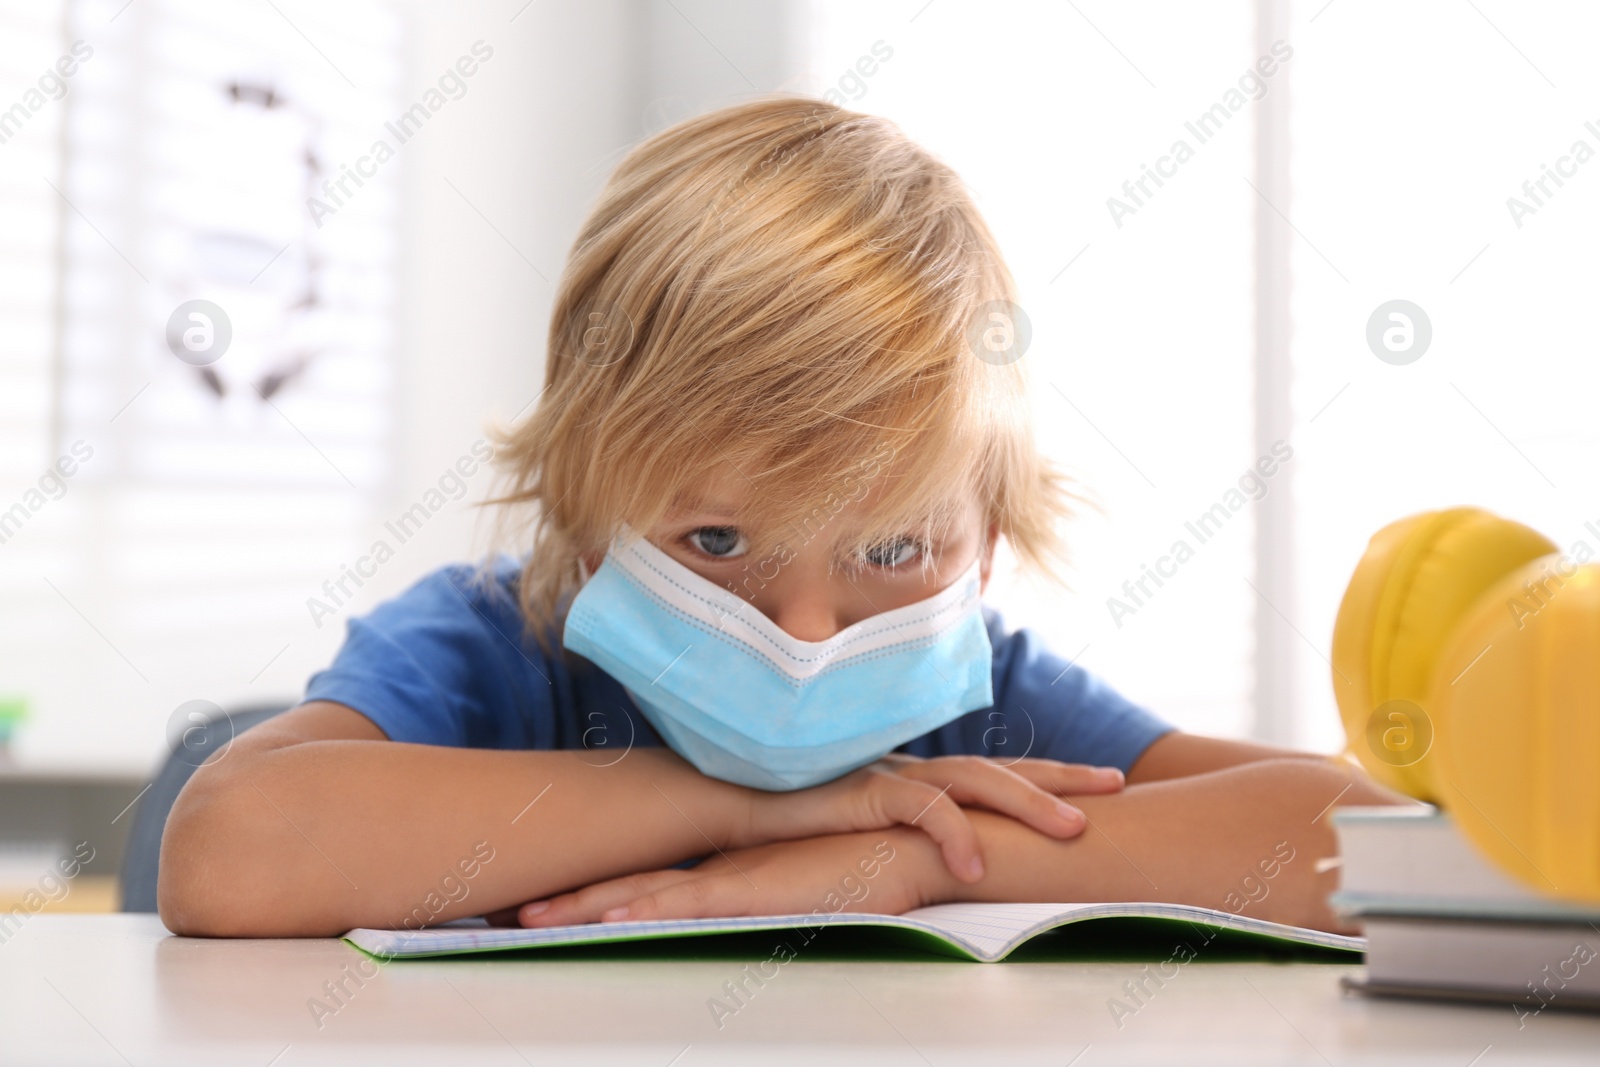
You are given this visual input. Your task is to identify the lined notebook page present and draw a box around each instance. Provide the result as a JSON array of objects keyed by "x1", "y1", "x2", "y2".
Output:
[{"x1": 345, "y1": 902, "x2": 1364, "y2": 963}]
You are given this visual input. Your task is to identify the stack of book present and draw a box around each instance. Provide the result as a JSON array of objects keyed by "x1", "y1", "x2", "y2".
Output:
[{"x1": 1332, "y1": 806, "x2": 1600, "y2": 1018}]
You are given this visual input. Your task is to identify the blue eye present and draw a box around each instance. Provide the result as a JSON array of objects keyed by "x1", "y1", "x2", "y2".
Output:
[
  {"x1": 687, "y1": 526, "x2": 748, "y2": 559},
  {"x1": 861, "y1": 537, "x2": 923, "y2": 568}
]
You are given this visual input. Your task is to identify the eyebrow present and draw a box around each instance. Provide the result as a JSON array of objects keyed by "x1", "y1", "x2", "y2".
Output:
[
  {"x1": 670, "y1": 493, "x2": 969, "y2": 534},
  {"x1": 670, "y1": 497, "x2": 739, "y2": 518}
]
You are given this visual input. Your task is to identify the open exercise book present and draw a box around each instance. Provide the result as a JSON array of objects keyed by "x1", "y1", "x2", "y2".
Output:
[{"x1": 345, "y1": 902, "x2": 1364, "y2": 964}]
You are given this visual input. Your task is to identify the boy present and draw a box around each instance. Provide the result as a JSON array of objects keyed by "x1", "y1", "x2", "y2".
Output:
[{"x1": 159, "y1": 96, "x2": 1403, "y2": 939}]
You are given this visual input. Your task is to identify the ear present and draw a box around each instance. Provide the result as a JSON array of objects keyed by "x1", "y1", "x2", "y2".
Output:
[{"x1": 978, "y1": 518, "x2": 1000, "y2": 595}]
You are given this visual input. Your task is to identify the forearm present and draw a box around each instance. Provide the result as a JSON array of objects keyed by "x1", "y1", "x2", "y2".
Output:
[
  {"x1": 1127, "y1": 730, "x2": 1333, "y2": 783},
  {"x1": 160, "y1": 741, "x2": 744, "y2": 937},
  {"x1": 910, "y1": 757, "x2": 1418, "y2": 932}
]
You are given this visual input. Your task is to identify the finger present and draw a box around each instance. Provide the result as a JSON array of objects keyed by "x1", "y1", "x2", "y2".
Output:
[
  {"x1": 483, "y1": 905, "x2": 523, "y2": 927},
  {"x1": 863, "y1": 773, "x2": 986, "y2": 882},
  {"x1": 895, "y1": 756, "x2": 1090, "y2": 840},
  {"x1": 521, "y1": 869, "x2": 697, "y2": 927},
  {"x1": 603, "y1": 873, "x2": 748, "y2": 923},
  {"x1": 1004, "y1": 758, "x2": 1126, "y2": 796},
  {"x1": 524, "y1": 869, "x2": 695, "y2": 927}
]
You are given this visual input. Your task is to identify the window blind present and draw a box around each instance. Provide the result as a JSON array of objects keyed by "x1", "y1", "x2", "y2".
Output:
[{"x1": 0, "y1": 0, "x2": 404, "y2": 770}]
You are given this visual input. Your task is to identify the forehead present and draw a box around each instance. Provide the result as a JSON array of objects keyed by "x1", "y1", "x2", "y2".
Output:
[{"x1": 668, "y1": 464, "x2": 749, "y2": 516}]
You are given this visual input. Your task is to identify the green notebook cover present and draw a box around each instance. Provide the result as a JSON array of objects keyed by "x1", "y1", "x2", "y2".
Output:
[{"x1": 344, "y1": 901, "x2": 1364, "y2": 964}]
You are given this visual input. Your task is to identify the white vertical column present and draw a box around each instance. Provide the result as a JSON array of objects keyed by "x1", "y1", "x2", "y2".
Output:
[{"x1": 1251, "y1": 0, "x2": 1297, "y2": 745}]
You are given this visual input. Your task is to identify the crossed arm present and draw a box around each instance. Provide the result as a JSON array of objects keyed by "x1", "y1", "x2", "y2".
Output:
[
  {"x1": 502, "y1": 732, "x2": 1412, "y2": 934},
  {"x1": 158, "y1": 702, "x2": 1413, "y2": 938}
]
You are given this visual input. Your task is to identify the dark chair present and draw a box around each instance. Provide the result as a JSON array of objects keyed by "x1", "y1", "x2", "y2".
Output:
[{"x1": 119, "y1": 703, "x2": 291, "y2": 912}]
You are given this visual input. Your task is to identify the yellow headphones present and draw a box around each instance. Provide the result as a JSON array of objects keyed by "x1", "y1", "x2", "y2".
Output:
[{"x1": 1333, "y1": 506, "x2": 1600, "y2": 904}]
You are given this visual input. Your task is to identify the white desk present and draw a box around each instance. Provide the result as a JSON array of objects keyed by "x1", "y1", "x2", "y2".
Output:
[{"x1": 1, "y1": 915, "x2": 1596, "y2": 1065}]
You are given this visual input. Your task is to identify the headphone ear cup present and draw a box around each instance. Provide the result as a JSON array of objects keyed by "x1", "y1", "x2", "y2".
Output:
[
  {"x1": 1333, "y1": 511, "x2": 1441, "y2": 797},
  {"x1": 1333, "y1": 508, "x2": 1555, "y2": 800},
  {"x1": 1433, "y1": 557, "x2": 1600, "y2": 904}
]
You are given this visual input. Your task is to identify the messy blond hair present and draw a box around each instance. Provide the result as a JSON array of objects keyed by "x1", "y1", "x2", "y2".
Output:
[{"x1": 483, "y1": 94, "x2": 1076, "y2": 653}]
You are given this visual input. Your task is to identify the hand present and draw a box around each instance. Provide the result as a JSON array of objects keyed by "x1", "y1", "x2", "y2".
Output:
[
  {"x1": 735, "y1": 753, "x2": 1124, "y2": 883},
  {"x1": 489, "y1": 829, "x2": 952, "y2": 928}
]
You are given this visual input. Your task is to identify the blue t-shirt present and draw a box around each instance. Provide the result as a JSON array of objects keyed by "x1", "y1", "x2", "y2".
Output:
[{"x1": 304, "y1": 557, "x2": 1174, "y2": 774}]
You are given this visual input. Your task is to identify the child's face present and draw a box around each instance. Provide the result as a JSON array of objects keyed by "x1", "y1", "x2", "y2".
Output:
[{"x1": 582, "y1": 467, "x2": 997, "y2": 642}]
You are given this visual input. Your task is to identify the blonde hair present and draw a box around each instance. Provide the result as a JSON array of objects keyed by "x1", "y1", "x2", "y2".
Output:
[{"x1": 482, "y1": 94, "x2": 1076, "y2": 653}]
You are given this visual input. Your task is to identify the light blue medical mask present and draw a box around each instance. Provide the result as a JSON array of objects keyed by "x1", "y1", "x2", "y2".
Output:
[{"x1": 561, "y1": 525, "x2": 995, "y2": 791}]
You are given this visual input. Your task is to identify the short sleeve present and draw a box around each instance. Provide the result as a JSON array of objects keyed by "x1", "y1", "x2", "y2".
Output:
[
  {"x1": 898, "y1": 605, "x2": 1176, "y2": 773},
  {"x1": 302, "y1": 560, "x2": 562, "y2": 749}
]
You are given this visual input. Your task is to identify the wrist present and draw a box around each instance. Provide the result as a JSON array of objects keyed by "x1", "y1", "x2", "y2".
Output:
[
  {"x1": 931, "y1": 809, "x2": 1045, "y2": 904},
  {"x1": 688, "y1": 762, "x2": 759, "y2": 854},
  {"x1": 732, "y1": 777, "x2": 822, "y2": 850},
  {"x1": 634, "y1": 747, "x2": 750, "y2": 853},
  {"x1": 878, "y1": 824, "x2": 967, "y2": 908}
]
